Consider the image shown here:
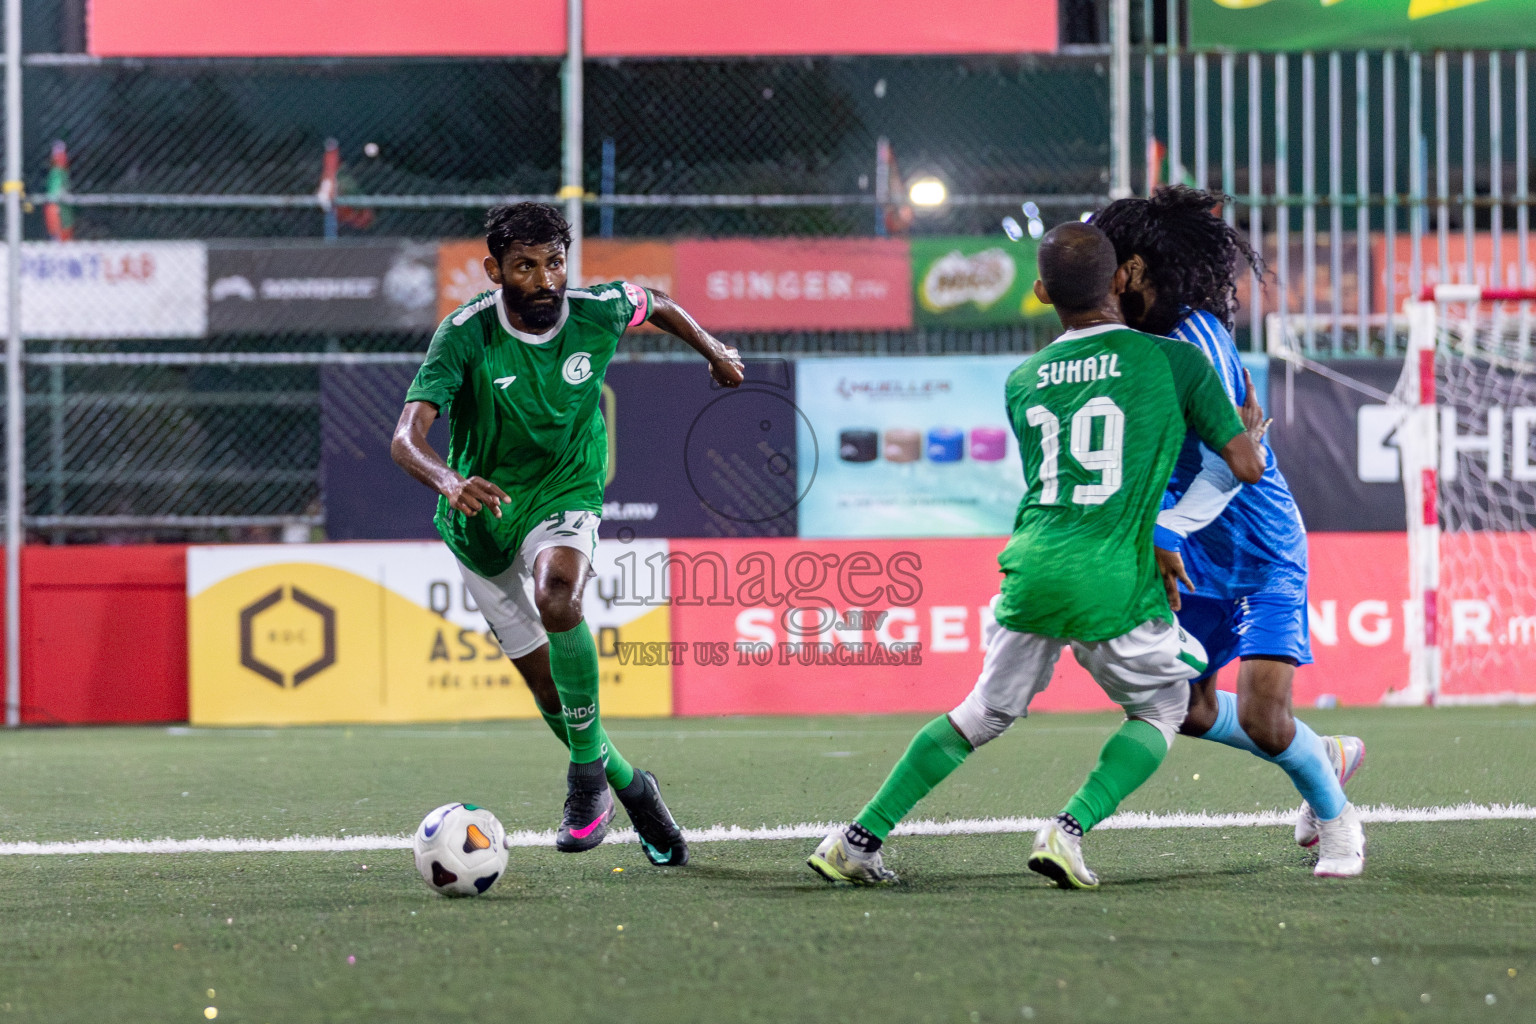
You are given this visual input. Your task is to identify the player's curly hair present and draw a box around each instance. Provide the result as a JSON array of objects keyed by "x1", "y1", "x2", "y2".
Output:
[
  {"x1": 485, "y1": 202, "x2": 573, "y2": 263},
  {"x1": 1090, "y1": 185, "x2": 1264, "y2": 334}
]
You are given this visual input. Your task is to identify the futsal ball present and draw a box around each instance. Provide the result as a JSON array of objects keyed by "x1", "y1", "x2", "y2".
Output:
[{"x1": 412, "y1": 803, "x2": 509, "y2": 897}]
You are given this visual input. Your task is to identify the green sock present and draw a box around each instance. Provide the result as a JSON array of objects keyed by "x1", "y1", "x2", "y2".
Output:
[
  {"x1": 536, "y1": 705, "x2": 570, "y2": 749},
  {"x1": 592, "y1": 723, "x2": 636, "y2": 791},
  {"x1": 545, "y1": 622, "x2": 635, "y2": 789},
  {"x1": 855, "y1": 715, "x2": 973, "y2": 841},
  {"x1": 1061, "y1": 718, "x2": 1168, "y2": 833}
]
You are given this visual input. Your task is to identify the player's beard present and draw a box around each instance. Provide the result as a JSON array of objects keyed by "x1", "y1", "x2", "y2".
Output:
[
  {"x1": 505, "y1": 286, "x2": 565, "y2": 331},
  {"x1": 1119, "y1": 289, "x2": 1181, "y2": 337}
]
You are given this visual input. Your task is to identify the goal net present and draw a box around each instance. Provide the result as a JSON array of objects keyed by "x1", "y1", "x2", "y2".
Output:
[
  {"x1": 1266, "y1": 288, "x2": 1536, "y2": 705},
  {"x1": 1397, "y1": 287, "x2": 1536, "y2": 704}
]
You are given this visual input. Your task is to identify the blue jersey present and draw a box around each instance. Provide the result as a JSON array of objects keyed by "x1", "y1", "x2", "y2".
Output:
[{"x1": 1159, "y1": 310, "x2": 1308, "y2": 600}]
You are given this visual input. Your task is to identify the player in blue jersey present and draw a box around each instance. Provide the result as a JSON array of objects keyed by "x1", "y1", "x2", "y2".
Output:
[{"x1": 1093, "y1": 186, "x2": 1366, "y2": 877}]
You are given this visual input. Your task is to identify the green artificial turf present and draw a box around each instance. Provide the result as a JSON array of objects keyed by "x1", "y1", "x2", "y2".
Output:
[{"x1": 1, "y1": 707, "x2": 1533, "y2": 1023}]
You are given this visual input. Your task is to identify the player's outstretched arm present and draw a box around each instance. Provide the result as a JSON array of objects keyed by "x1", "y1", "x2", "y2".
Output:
[
  {"x1": 391, "y1": 400, "x2": 509, "y2": 518},
  {"x1": 645, "y1": 290, "x2": 745, "y2": 388}
]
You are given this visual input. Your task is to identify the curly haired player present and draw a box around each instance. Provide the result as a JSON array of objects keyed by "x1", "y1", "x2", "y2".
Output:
[
  {"x1": 1092, "y1": 186, "x2": 1366, "y2": 877},
  {"x1": 392, "y1": 203, "x2": 744, "y2": 866}
]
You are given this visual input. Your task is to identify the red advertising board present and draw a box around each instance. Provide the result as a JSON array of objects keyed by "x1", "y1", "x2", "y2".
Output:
[
  {"x1": 668, "y1": 534, "x2": 1420, "y2": 718},
  {"x1": 673, "y1": 239, "x2": 913, "y2": 332},
  {"x1": 90, "y1": 1, "x2": 1057, "y2": 58},
  {"x1": 586, "y1": 1, "x2": 1057, "y2": 57},
  {"x1": 1302, "y1": 532, "x2": 1409, "y2": 707},
  {"x1": 89, "y1": 1, "x2": 565, "y2": 58},
  {"x1": 1438, "y1": 532, "x2": 1536, "y2": 702},
  {"x1": 1374, "y1": 232, "x2": 1536, "y2": 312},
  {"x1": 668, "y1": 537, "x2": 1117, "y2": 717},
  {"x1": 9, "y1": 533, "x2": 1517, "y2": 725},
  {"x1": 6, "y1": 546, "x2": 189, "y2": 724},
  {"x1": 1301, "y1": 532, "x2": 1536, "y2": 705}
]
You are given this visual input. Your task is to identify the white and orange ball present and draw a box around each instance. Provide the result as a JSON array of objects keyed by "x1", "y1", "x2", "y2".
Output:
[{"x1": 412, "y1": 803, "x2": 508, "y2": 897}]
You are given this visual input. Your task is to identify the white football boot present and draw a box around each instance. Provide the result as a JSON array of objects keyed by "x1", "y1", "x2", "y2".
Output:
[
  {"x1": 1295, "y1": 735, "x2": 1367, "y2": 848},
  {"x1": 1026, "y1": 819, "x2": 1100, "y2": 890},
  {"x1": 807, "y1": 825, "x2": 898, "y2": 885},
  {"x1": 1312, "y1": 801, "x2": 1366, "y2": 878}
]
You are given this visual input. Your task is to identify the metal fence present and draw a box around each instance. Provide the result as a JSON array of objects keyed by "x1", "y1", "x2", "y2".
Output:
[
  {"x1": 5, "y1": 49, "x2": 1115, "y2": 546},
  {"x1": 3, "y1": 37, "x2": 1534, "y2": 548},
  {"x1": 28, "y1": 53, "x2": 1110, "y2": 240},
  {"x1": 1142, "y1": 39, "x2": 1535, "y2": 358}
]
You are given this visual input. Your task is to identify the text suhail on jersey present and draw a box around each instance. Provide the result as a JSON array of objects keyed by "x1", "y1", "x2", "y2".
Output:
[{"x1": 1036, "y1": 354, "x2": 1123, "y2": 389}]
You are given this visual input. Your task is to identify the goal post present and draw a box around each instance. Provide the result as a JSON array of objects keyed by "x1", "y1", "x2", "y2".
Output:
[
  {"x1": 1398, "y1": 286, "x2": 1536, "y2": 704},
  {"x1": 1397, "y1": 298, "x2": 1441, "y2": 704},
  {"x1": 1266, "y1": 287, "x2": 1536, "y2": 705}
]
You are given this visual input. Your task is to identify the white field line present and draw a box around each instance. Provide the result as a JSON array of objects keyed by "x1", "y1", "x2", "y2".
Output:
[{"x1": 1, "y1": 803, "x2": 1532, "y2": 857}]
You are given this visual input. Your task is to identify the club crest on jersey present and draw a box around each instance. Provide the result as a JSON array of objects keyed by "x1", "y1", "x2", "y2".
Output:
[{"x1": 562, "y1": 352, "x2": 594, "y2": 385}]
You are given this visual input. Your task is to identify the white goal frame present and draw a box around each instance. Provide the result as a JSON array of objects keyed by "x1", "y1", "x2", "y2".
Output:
[{"x1": 1399, "y1": 285, "x2": 1536, "y2": 704}]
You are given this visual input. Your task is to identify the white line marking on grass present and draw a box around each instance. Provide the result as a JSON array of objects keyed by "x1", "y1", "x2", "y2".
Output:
[{"x1": 3, "y1": 803, "x2": 1532, "y2": 856}]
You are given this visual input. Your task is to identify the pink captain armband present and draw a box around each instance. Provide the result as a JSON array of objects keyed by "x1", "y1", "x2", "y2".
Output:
[{"x1": 623, "y1": 281, "x2": 650, "y2": 327}]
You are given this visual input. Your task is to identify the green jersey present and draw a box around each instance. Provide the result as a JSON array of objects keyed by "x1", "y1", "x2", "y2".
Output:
[
  {"x1": 404, "y1": 281, "x2": 652, "y2": 577},
  {"x1": 993, "y1": 323, "x2": 1245, "y2": 641}
]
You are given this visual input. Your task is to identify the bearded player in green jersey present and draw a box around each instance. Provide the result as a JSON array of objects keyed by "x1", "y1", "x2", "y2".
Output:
[
  {"x1": 808, "y1": 222, "x2": 1266, "y2": 888},
  {"x1": 392, "y1": 203, "x2": 744, "y2": 865}
]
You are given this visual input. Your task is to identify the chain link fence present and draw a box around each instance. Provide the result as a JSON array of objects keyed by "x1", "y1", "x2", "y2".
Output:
[
  {"x1": 28, "y1": 54, "x2": 1108, "y2": 239},
  {"x1": 10, "y1": 52, "x2": 1113, "y2": 541}
]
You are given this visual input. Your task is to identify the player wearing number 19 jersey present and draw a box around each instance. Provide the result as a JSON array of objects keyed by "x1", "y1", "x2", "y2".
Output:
[
  {"x1": 808, "y1": 223, "x2": 1264, "y2": 888},
  {"x1": 1094, "y1": 186, "x2": 1366, "y2": 877}
]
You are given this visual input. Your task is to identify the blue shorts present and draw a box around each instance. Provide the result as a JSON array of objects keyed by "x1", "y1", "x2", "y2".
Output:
[{"x1": 1176, "y1": 586, "x2": 1314, "y2": 682}]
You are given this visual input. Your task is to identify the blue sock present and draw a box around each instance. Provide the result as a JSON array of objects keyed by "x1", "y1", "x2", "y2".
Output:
[
  {"x1": 1273, "y1": 719, "x2": 1347, "y2": 821},
  {"x1": 1196, "y1": 689, "x2": 1264, "y2": 756},
  {"x1": 1199, "y1": 690, "x2": 1346, "y2": 819}
]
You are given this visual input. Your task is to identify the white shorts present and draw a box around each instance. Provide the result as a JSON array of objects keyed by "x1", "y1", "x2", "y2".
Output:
[
  {"x1": 948, "y1": 618, "x2": 1205, "y2": 749},
  {"x1": 455, "y1": 511, "x2": 601, "y2": 660}
]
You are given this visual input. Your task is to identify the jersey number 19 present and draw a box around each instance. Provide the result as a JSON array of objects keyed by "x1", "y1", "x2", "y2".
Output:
[{"x1": 1025, "y1": 397, "x2": 1125, "y2": 506}]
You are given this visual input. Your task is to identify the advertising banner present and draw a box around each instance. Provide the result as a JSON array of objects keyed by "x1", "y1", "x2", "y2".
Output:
[
  {"x1": 795, "y1": 355, "x2": 1026, "y2": 538},
  {"x1": 0, "y1": 242, "x2": 206, "y2": 339},
  {"x1": 911, "y1": 236, "x2": 1051, "y2": 328},
  {"x1": 674, "y1": 239, "x2": 912, "y2": 332},
  {"x1": 1190, "y1": 0, "x2": 1536, "y2": 52},
  {"x1": 320, "y1": 360, "x2": 798, "y2": 541},
  {"x1": 1267, "y1": 357, "x2": 1407, "y2": 532},
  {"x1": 667, "y1": 537, "x2": 1118, "y2": 716},
  {"x1": 436, "y1": 239, "x2": 492, "y2": 321},
  {"x1": 91, "y1": 1, "x2": 1056, "y2": 58},
  {"x1": 1374, "y1": 233, "x2": 1534, "y2": 314},
  {"x1": 1268, "y1": 353, "x2": 1536, "y2": 533},
  {"x1": 1301, "y1": 532, "x2": 1409, "y2": 706},
  {"x1": 188, "y1": 541, "x2": 671, "y2": 725},
  {"x1": 436, "y1": 239, "x2": 676, "y2": 328},
  {"x1": 597, "y1": 360, "x2": 801, "y2": 539},
  {"x1": 320, "y1": 364, "x2": 445, "y2": 542},
  {"x1": 1437, "y1": 532, "x2": 1536, "y2": 702},
  {"x1": 208, "y1": 242, "x2": 437, "y2": 333},
  {"x1": 1303, "y1": 532, "x2": 1536, "y2": 706},
  {"x1": 665, "y1": 534, "x2": 1432, "y2": 717},
  {"x1": 1234, "y1": 236, "x2": 1362, "y2": 322}
]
